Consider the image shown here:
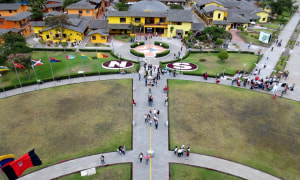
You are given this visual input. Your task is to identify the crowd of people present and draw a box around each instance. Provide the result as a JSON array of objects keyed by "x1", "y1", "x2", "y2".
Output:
[
  {"x1": 174, "y1": 145, "x2": 190, "y2": 160},
  {"x1": 144, "y1": 108, "x2": 160, "y2": 129}
]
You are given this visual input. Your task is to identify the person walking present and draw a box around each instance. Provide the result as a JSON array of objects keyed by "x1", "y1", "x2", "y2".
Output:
[
  {"x1": 174, "y1": 146, "x2": 178, "y2": 155},
  {"x1": 100, "y1": 154, "x2": 105, "y2": 165},
  {"x1": 186, "y1": 147, "x2": 190, "y2": 161},
  {"x1": 155, "y1": 120, "x2": 158, "y2": 130},
  {"x1": 138, "y1": 73, "x2": 141, "y2": 81},
  {"x1": 165, "y1": 95, "x2": 168, "y2": 106},
  {"x1": 139, "y1": 152, "x2": 143, "y2": 163}
]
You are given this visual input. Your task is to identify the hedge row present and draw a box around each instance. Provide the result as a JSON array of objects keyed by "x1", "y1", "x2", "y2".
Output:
[
  {"x1": 190, "y1": 50, "x2": 255, "y2": 54},
  {"x1": 130, "y1": 49, "x2": 145, "y2": 57},
  {"x1": 154, "y1": 41, "x2": 169, "y2": 48},
  {"x1": 79, "y1": 49, "x2": 112, "y2": 52},
  {"x1": 155, "y1": 50, "x2": 170, "y2": 57},
  {"x1": 31, "y1": 48, "x2": 76, "y2": 51},
  {"x1": 130, "y1": 41, "x2": 145, "y2": 48}
]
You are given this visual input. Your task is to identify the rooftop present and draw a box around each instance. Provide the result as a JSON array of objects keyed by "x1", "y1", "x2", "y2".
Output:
[{"x1": 129, "y1": 0, "x2": 169, "y2": 12}]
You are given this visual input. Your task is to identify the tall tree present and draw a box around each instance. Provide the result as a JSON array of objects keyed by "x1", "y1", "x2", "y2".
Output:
[
  {"x1": 7, "y1": 53, "x2": 32, "y2": 80},
  {"x1": 45, "y1": 14, "x2": 70, "y2": 40},
  {"x1": 63, "y1": 0, "x2": 80, "y2": 8},
  {"x1": 0, "y1": 33, "x2": 32, "y2": 65},
  {"x1": 29, "y1": 0, "x2": 46, "y2": 20},
  {"x1": 170, "y1": 4, "x2": 184, "y2": 10},
  {"x1": 115, "y1": 0, "x2": 129, "y2": 11},
  {"x1": 0, "y1": 0, "x2": 15, "y2": 2}
]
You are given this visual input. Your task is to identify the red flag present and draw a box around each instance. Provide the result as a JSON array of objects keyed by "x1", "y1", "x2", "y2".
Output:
[
  {"x1": 2, "y1": 149, "x2": 42, "y2": 180},
  {"x1": 14, "y1": 62, "x2": 25, "y2": 69}
]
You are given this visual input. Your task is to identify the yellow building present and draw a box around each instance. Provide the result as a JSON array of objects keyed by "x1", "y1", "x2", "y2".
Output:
[
  {"x1": 32, "y1": 16, "x2": 90, "y2": 42},
  {"x1": 254, "y1": 9, "x2": 269, "y2": 23},
  {"x1": 107, "y1": 0, "x2": 202, "y2": 38},
  {"x1": 88, "y1": 20, "x2": 109, "y2": 43}
]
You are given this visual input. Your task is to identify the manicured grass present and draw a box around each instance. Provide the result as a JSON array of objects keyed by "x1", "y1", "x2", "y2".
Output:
[
  {"x1": 177, "y1": 52, "x2": 257, "y2": 76},
  {"x1": 0, "y1": 79, "x2": 132, "y2": 173},
  {"x1": 113, "y1": 35, "x2": 133, "y2": 42},
  {"x1": 85, "y1": 43, "x2": 110, "y2": 47},
  {"x1": 169, "y1": 80, "x2": 300, "y2": 180},
  {"x1": 238, "y1": 32, "x2": 263, "y2": 45},
  {"x1": 1, "y1": 51, "x2": 138, "y2": 88},
  {"x1": 259, "y1": 23, "x2": 281, "y2": 30},
  {"x1": 170, "y1": 164, "x2": 242, "y2": 180},
  {"x1": 58, "y1": 164, "x2": 131, "y2": 180},
  {"x1": 248, "y1": 28, "x2": 276, "y2": 34}
]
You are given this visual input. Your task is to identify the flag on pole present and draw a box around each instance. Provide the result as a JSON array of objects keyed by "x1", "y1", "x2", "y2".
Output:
[
  {"x1": 0, "y1": 154, "x2": 15, "y2": 168},
  {"x1": 0, "y1": 66, "x2": 10, "y2": 72},
  {"x1": 65, "y1": 55, "x2": 76, "y2": 60},
  {"x1": 31, "y1": 59, "x2": 43, "y2": 66},
  {"x1": 49, "y1": 57, "x2": 61, "y2": 63},
  {"x1": 14, "y1": 63, "x2": 25, "y2": 69},
  {"x1": 81, "y1": 54, "x2": 87, "y2": 59},
  {"x1": 97, "y1": 53, "x2": 109, "y2": 58},
  {"x1": 2, "y1": 149, "x2": 42, "y2": 180}
]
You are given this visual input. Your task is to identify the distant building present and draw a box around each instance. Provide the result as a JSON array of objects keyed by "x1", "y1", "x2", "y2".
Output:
[
  {"x1": 194, "y1": 0, "x2": 270, "y2": 30},
  {"x1": 65, "y1": 0, "x2": 106, "y2": 20},
  {"x1": 0, "y1": 3, "x2": 32, "y2": 37}
]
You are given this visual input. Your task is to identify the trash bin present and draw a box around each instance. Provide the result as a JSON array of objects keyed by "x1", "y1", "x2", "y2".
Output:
[{"x1": 147, "y1": 150, "x2": 155, "y2": 158}]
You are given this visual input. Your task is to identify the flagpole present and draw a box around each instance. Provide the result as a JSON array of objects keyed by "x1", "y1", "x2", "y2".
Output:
[
  {"x1": 80, "y1": 56, "x2": 86, "y2": 82},
  {"x1": 0, "y1": 74, "x2": 6, "y2": 97},
  {"x1": 65, "y1": 55, "x2": 71, "y2": 84},
  {"x1": 31, "y1": 65, "x2": 40, "y2": 90},
  {"x1": 96, "y1": 50, "x2": 100, "y2": 80},
  {"x1": 48, "y1": 55, "x2": 56, "y2": 87},
  {"x1": 12, "y1": 59, "x2": 24, "y2": 93},
  {"x1": 0, "y1": 168, "x2": 7, "y2": 180}
]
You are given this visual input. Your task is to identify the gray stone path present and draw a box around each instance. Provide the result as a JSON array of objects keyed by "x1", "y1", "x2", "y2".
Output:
[{"x1": 5, "y1": 9, "x2": 300, "y2": 180}]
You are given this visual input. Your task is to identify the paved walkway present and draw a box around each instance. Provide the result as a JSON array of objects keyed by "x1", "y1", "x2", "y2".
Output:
[{"x1": 5, "y1": 8, "x2": 300, "y2": 180}]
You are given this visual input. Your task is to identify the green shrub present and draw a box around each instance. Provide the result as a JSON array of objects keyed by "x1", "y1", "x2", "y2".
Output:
[
  {"x1": 154, "y1": 41, "x2": 169, "y2": 48},
  {"x1": 130, "y1": 49, "x2": 145, "y2": 57},
  {"x1": 79, "y1": 49, "x2": 112, "y2": 52},
  {"x1": 130, "y1": 41, "x2": 145, "y2": 48},
  {"x1": 155, "y1": 50, "x2": 170, "y2": 57},
  {"x1": 241, "y1": 31, "x2": 248, "y2": 35},
  {"x1": 31, "y1": 48, "x2": 76, "y2": 51}
]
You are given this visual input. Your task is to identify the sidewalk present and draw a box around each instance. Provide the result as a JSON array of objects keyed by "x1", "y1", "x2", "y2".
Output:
[{"x1": 8, "y1": 8, "x2": 300, "y2": 180}]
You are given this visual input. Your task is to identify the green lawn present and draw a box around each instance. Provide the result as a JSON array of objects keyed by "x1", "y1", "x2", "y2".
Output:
[
  {"x1": 238, "y1": 32, "x2": 263, "y2": 45},
  {"x1": 247, "y1": 28, "x2": 276, "y2": 34},
  {"x1": 0, "y1": 79, "x2": 132, "y2": 173},
  {"x1": 169, "y1": 80, "x2": 300, "y2": 180},
  {"x1": 173, "y1": 52, "x2": 257, "y2": 76},
  {"x1": 1, "y1": 51, "x2": 138, "y2": 88},
  {"x1": 113, "y1": 35, "x2": 133, "y2": 43},
  {"x1": 58, "y1": 164, "x2": 131, "y2": 180},
  {"x1": 259, "y1": 22, "x2": 281, "y2": 30},
  {"x1": 170, "y1": 164, "x2": 242, "y2": 180}
]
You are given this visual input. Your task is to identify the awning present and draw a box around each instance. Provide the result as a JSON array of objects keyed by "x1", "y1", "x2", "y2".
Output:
[
  {"x1": 54, "y1": 39, "x2": 60, "y2": 42},
  {"x1": 176, "y1": 29, "x2": 183, "y2": 34},
  {"x1": 61, "y1": 39, "x2": 67, "y2": 42},
  {"x1": 71, "y1": 40, "x2": 77, "y2": 43}
]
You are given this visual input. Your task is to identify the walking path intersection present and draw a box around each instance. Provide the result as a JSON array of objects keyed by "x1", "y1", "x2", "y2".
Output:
[{"x1": 1, "y1": 8, "x2": 299, "y2": 180}]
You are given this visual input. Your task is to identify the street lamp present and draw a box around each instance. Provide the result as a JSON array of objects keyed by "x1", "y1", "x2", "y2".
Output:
[
  {"x1": 118, "y1": 54, "x2": 121, "y2": 72},
  {"x1": 140, "y1": 27, "x2": 142, "y2": 40},
  {"x1": 180, "y1": 57, "x2": 182, "y2": 75}
]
